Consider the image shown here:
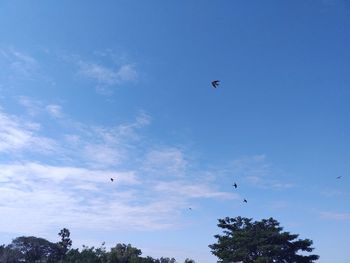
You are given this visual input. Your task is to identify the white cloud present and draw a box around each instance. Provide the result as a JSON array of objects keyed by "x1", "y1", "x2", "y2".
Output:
[
  {"x1": 154, "y1": 181, "x2": 239, "y2": 200},
  {"x1": 320, "y1": 211, "x2": 350, "y2": 220},
  {"x1": 0, "y1": 110, "x2": 57, "y2": 154},
  {"x1": 46, "y1": 104, "x2": 63, "y2": 118},
  {"x1": 78, "y1": 61, "x2": 137, "y2": 87},
  {"x1": 18, "y1": 96, "x2": 42, "y2": 116},
  {"x1": 0, "y1": 48, "x2": 38, "y2": 76},
  {"x1": 0, "y1": 103, "x2": 235, "y2": 239},
  {"x1": 18, "y1": 97, "x2": 64, "y2": 119},
  {"x1": 0, "y1": 162, "x2": 138, "y2": 186},
  {"x1": 116, "y1": 64, "x2": 138, "y2": 82},
  {"x1": 0, "y1": 162, "x2": 152, "y2": 234},
  {"x1": 83, "y1": 144, "x2": 123, "y2": 167},
  {"x1": 1, "y1": 100, "x2": 149, "y2": 168},
  {"x1": 135, "y1": 111, "x2": 151, "y2": 126},
  {"x1": 78, "y1": 62, "x2": 117, "y2": 85},
  {"x1": 57, "y1": 51, "x2": 139, "y2": 94},
  {"x1": 0, "y1": 160, "x2": 210, "y2": 235},
  {"x1": 64, "y1": 134, "x2": 81, "y2": 144},
  {"x1": 143, "y1": 148, "x2": 188, "y2": 178},
  {"x1": 231, "y1": 155, "x2": 294, "y2": 189},
  {"x1": 320, "y1": 189, "x2": 344, "y2": 197},
  {"x1": 72, "y1": 112, "x2": 151, "y2": 167}
]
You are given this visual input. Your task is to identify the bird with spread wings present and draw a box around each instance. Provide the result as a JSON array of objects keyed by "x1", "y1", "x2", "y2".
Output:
[{"x1": 211, "y1": 80, "x2": 220, "y2": 88}]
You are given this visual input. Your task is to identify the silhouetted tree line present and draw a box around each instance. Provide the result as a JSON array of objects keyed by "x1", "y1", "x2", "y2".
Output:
[
  {"x1": 0, "y1": 216, "x2": 319, "y2": 263},
  {"x1": 0, "y1": 228, "x2": 194, "y2": 263}
]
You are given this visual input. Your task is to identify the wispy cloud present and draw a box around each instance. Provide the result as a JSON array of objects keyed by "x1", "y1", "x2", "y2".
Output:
[
  {"x1": 46, "y1": 104, "x2": 63, "y2": 118},
  {"x1": 11, "y1": 97, "x2": 149, "y2": 166},
  {"x1": 0, "y1": 109, "x2": 57, "y2": 154},
  {"x1": 18, "y1": 97, "x2": 64, "y2": 119},
  {"x1": 58, "y1": 49, "x2": 140, "y2": 94},
  {"x1": 77, "y1": 60, "x2": 138, "y2": 94},
  {"x1": 143, "y1": 148, "x2": 188, "y2": 178},
  {"x1": 0, "y1": 103, "x2": 233, "y2": 237},
  {"x1": 71, "y1": 112, "x2": 151, "y2": 167},
  {"x1": 320, "y1": 211, "x2": 350, "y2": 220},
  {"x1": 0, "y1": 160, "x2": 233, "y2": 235},
  {"x1": 82, "y1": 143, "x2": 123, "y2": 167},
  {"x1": 154, "y1": 181, "x2": 238, "y2": 200},
  {"x1": 0, "y1": 162, "x2": 149, "y2": 234},
  {"x1": 0, "y1": 48, "x2": 38, "y2": 76},
  {"x1": 0, "y1": 162, "x2": 138, "y2": 185},
  {"x1": 320, "y1": 189, "x2": 345, "y2": 197},
  {"x1": 231, "y1": 155, "x2": 294, "y2": 189},
  {"x1": 18, "y1": 96, "x2": 42, "y2": 116}
]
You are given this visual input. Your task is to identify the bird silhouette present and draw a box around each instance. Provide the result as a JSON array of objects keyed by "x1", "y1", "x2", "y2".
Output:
[
  {"x1": 110, "y1": 178, "x2": 114, "y2": 182},
  {"x1": 211, "y1": 80, "x2": 220, "y2": 88},
  {"x1": 189, "y1": 207, "x2": 192, "y2": 210},
  {"x1": 233, "y1": 182, "x2": 237, "y2": 188},
  {"x1": 336, "y1": 176, "x2": 342, "y2": 179},
  {"x1": 243, "y1": 199, "x2": 248, "y2": 203}
]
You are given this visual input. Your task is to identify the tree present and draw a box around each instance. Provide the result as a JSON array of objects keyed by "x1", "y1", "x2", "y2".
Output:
[
  {"x1": 0, "y1": 244, "x2": 23, "y2": 263},
  {"x1": 7, "y1": 236, "x2": 58, "y2": 263},
  {"x1": 132, "y1": 256, "x2": 158, "y2": 263},
  {"x1": 209, "y1": 216, "x2": 319, "y2": 263},
  {"x1": 158, "y1": 257, "x2": 176, "y2": 263},
  {"x1": 64, "y1": 244, "x2": 108, "y2": 263},
  {"x1": 0, "y1": 229, "x2": 182, "y2": 263},
  {"x1": 58, "y1": 228, "x2": 72, "y2": 255},
  {"x1": 108, "y1": 243, "x2": 142, "y2": 263},
  {"x1": 184, "y1": 258, "x2": 195, "y2": 263}
]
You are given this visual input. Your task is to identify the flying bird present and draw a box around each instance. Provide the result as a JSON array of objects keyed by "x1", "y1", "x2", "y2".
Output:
[
  {"x1": 233, "y1": 182, "x2": 237, "y2": 189},
  {"x1": 211, "y1": 80, "x2": 220, "y2": 88},
  {"x1": 243, "y1": 199, "x2": 248, "y2": 203},
  {"x1": 189, "y1": 207, "x2": 192, "y2": 210},
  {"x1": 336, "y1": 176, "x2": 342, "y2": 179},
  {"x1": 110, "y1": 178, "x2": 114, "y2": 182}
]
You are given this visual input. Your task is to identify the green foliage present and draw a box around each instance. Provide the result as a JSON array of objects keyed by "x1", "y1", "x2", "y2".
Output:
[
  {"x1": 58, "y1": 228, "x2": 73, "y2": 255},
  {"x1": 64, "y1": 244, "x2": 108, "y2": 263},
  {"x1": 5, "y1": 236, "x2": 59, "y2": 263},
  {"x1": 158, "y1": 257, "x2": 177, "y2": 263},
  {"x1": 0, "y1": 228, "x2": 186, "y2": 262},
  {"x1": 0, "y1": 244, "x2": 23, "y2": 263},
  {"x1": 209, "y1": 216, "x2": 319, "y2": 263},
  {"x1": 108, "y1": 243, "x2": 142, "y2": 263}
]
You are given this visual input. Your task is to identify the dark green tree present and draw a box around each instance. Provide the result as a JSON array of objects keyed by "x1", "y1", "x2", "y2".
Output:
[
  {"x1": 209, "y1": 216, "x2": 319, "y2": 263},
  {"x1": 64, "y1": 244, "x2": 108, "y2": 263},
  {"x1": 65, "y1": 248, "x2": 83, "y2": 262},
  {"x1": 129, "y1": 255, "x2": 159, "y2": 263},
  {"x1": 58, "y1": 228, "x2": 72, "y2": 255},
  {"x1": 158, "y1": 257, "x2": 177, "y2": 263},
  {"x1": 7, "y1": 236, "x2": 58, "y2": 263},
  {"x1": 0, "y1": 244, "x2": 23, "y2": 263},
  {"x1": 0, "y1": 230, "x2": 181, "y2": 263},
  {"x1": 184, "y1": 259, "x2": 195, "y2": 263},
  {"x1": 108, "y1": 243, "x2": 142, "y2": 263}
]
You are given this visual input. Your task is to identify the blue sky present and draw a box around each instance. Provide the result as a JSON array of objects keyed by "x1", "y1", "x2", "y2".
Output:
[{"x1": 0, "y1": 0, "x2": 349, "y2": 262}]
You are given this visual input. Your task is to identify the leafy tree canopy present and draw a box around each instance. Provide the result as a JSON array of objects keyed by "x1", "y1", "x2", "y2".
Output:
[
  {"x1": 58, "y1": 228, "x2": 72, "y2": 255},
  {"x1": 0, "y1": 229, "x2": 188, "y2": 263},
  {"x1": 6, "y1": 236, "x2": 59, "y2": 263},
  {"x1": 209, "y1": 216, "x2": 319, "y2": 263}
]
